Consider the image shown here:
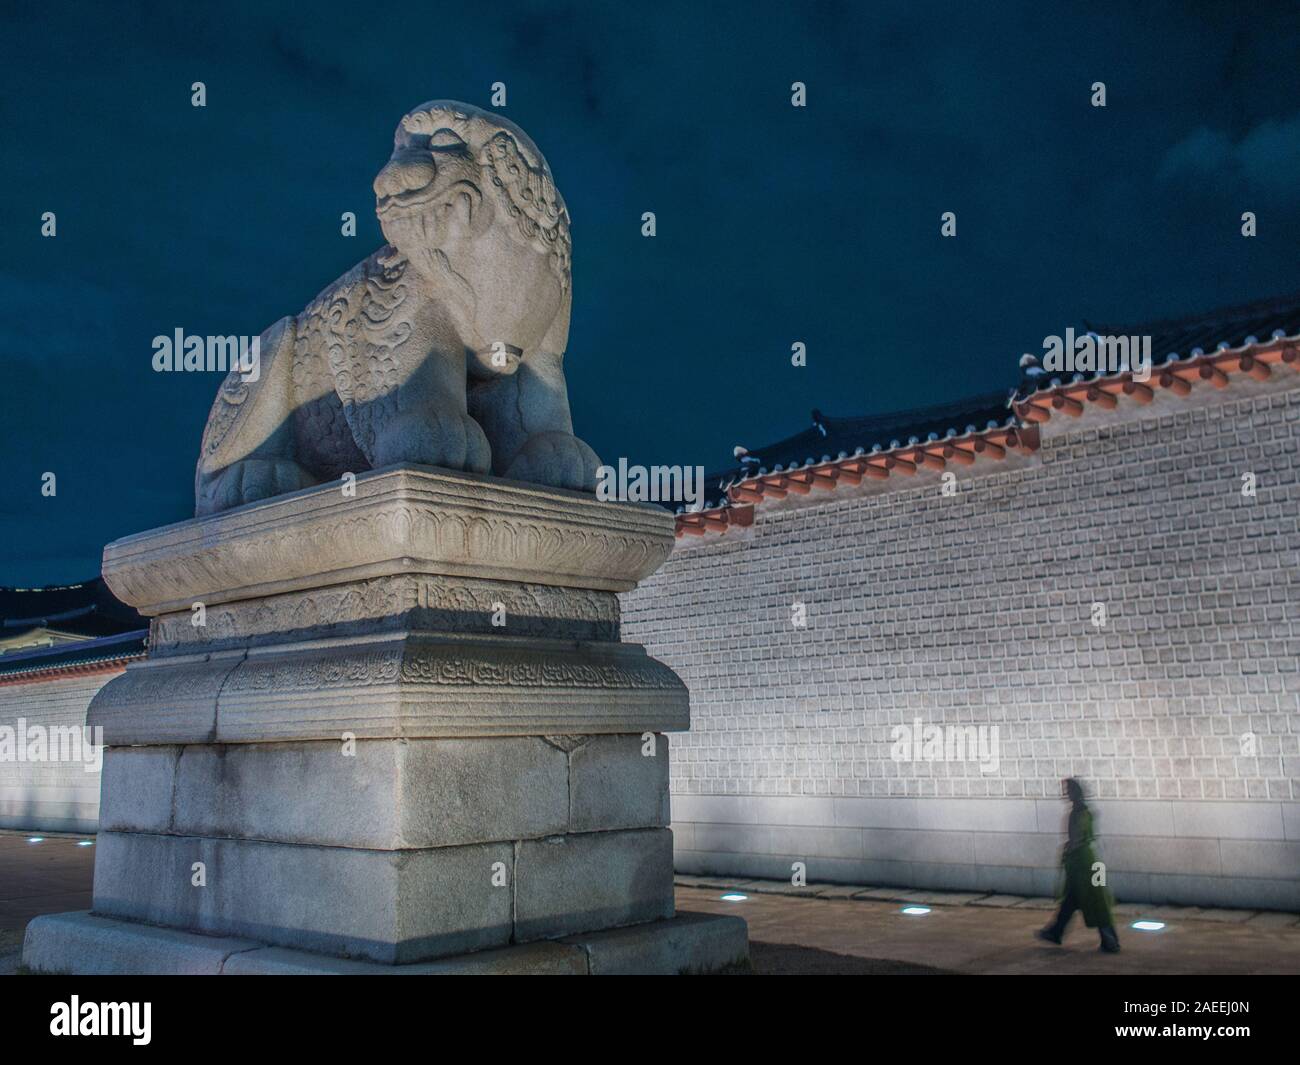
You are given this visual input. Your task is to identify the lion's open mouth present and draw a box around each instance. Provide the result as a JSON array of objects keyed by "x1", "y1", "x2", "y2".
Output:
[{"x1": 376, "y1": 184, "x2": 440, "y2": 217}]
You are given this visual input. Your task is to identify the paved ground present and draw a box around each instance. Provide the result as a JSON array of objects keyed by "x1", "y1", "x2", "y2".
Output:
[
  {"x1": 677, "y1": 881, "x2": 1300, "y2": 975},
  {"x1": 2, "y1": 831, "x2": 1297, "y2": 975},
  {"x1": 0, "y1": 831, "x2": 94, "y2": 930},
  {"x1": 0, "y1": 830, "x2": 96, "y2": 974}
]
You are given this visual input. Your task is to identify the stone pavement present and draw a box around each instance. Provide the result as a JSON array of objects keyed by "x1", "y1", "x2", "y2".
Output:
[
  {"x1": 3, "y1": 832, "x2": 1297, "y2": 975},
  {"x1": 674, "y1": 876, "x2": 1300, "y2": 975},
  {"x1": 0, "y1": 830, "x2": 95, "y2": 973},
  {"x1": 0, "y1": 831, "x2": 94, "y2": 931}
]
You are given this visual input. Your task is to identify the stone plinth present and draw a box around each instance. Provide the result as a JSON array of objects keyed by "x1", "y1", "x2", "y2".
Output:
[{"x1": 24, "y1": 466, "x2": 747, "y2": 974}]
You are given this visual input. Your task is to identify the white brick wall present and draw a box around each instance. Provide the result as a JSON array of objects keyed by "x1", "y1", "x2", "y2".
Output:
[
  {"x1": 0, "y1": 673, "x2": 112, "y2": 833},
  {"x1": 622, "y1": 386, "x2": 1300, "y2": 909}
]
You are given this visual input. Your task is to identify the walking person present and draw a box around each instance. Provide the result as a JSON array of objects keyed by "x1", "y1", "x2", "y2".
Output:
[{"x1": 1037, "y1": 777, "x2": 1121, "y2": 953}]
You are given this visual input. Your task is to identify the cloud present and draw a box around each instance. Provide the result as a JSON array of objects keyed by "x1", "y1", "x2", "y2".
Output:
[{"x1": 1160, "y1": 115, "x2": 1300, "y2": 201}]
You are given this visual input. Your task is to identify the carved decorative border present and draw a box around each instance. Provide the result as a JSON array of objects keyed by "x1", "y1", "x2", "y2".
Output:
[
  {"x1": 102, "y1": 466, "x2": 674, "y2": 613},
  {"x1": 150, "y1": 574, "x2": 619, "y2": 652},
  {"x1": 89, "y1": 635, "x2": 689, "y2": 744}
]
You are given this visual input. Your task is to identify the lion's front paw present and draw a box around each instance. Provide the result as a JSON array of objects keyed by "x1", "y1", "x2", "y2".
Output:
[
  {"x1": 197, "y1": 457, "x2": 316, "y2": 516},
  {"x1": 504, "y1": 431, "x2": 602, "y2": 492}
]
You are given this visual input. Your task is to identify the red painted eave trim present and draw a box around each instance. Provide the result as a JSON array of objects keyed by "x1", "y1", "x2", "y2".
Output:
[
  {"x1": 0, "y1": 656, "x2": 140, "y2": 688},
  {"x1": 674, "y1": 423, "x2": 1040, "y2": 537},
  {"x1": 1015, "y1": 340, "x2": 1300, "y2": 426}
]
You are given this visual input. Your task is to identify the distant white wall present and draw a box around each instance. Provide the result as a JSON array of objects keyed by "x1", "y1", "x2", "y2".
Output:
[
  {"x1": 622, "y1": 384, "x2": 1300, "y2": 910},
  {"x1": 0, "y1": 673, "x2": 112, "y2": 833}
]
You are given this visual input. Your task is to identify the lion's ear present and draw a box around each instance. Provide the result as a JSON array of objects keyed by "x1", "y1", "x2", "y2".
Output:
[{"x1": 444, "y1": 179, "x2": 483, "y2": 235}]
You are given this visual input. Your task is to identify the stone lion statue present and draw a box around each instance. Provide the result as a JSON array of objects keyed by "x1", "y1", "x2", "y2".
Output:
[{"x1": 195, "y1": 100, "x2": 601, "y2": 516}]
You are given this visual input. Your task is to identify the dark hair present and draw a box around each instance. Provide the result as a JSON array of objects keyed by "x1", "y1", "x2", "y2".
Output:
[{"x1": 1064, "y1": 777, "x2": 1086, "y2": 804}]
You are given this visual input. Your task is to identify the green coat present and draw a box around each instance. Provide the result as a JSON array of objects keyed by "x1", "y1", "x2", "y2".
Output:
[{"x1": 1058, "y1": 805, "x2": 1115, "y2": 928}]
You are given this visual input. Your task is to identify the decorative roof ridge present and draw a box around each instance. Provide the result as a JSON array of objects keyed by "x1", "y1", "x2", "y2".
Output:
[
  {"x1": 1016, "y1": 337, "x2": 1299, "y2": 426},
  {"x1": 676, "y1": 420, "x2": 1038, "y2": 538},
  {"x1": 672, "y1": 292, "x2": 1300, "y2": 538},
  {"x1": 674, "y1": 388, "x2": 1019, "y2": 510}
]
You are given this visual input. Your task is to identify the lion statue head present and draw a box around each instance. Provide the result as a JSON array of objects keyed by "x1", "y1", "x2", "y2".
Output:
[{"x1": 372, "y1": 100, "x2": 572, "y2": 375}]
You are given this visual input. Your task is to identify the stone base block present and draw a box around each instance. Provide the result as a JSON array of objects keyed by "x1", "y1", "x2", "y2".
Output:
[
  {"x1": 22, "y1": 911, "x2": 262, "y2": 976},
  {"x1": 92, "y1": 830, "x2": 514, "y2": 962},
  {"x1": 24, "y1": 910, "x2": 749, "y2": 976},
  {"x1": 514, "y1": 828, "x2": 674, "y2": 941},
  {"x1": 93, "y1": 826, "x2": 674, "y2": 963},
  {"x1": 74, "y1": 468, "x2": 700, "y2": 973},
  {"x1": 571, "y1": 734, "x2": 670, "y2": 832},
  {"x1": 100, "y1": 734, "x2": 668, "y2": 849}
]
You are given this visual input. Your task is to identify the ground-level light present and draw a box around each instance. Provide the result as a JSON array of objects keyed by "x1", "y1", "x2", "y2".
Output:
[
  {"x1": 720, "y1": 893, "x2": 748, "y2": 902},
  {"x1": 901, "y1": 905, "x2": 931, "y2": 916},
  {"x1": 26, "y1": 837, "x2": 44, "y2": 844},
  {"x1": 1132, "y1": 919, "x2": 1166, "y2": 932}
]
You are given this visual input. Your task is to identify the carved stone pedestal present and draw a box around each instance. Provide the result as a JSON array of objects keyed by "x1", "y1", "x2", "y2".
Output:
[{"x1": 23, "y1": 466, "x2": 747, "y2": 975}]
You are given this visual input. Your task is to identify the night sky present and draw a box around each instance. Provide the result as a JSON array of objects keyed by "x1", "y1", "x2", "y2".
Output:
[{"x1": 3, "y1": 0, "x2": 1299, "y2": 585}]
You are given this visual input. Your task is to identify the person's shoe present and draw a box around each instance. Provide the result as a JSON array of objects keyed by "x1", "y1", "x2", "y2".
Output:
[
  {"x1": 1099, "y1": 928, "x2": 1121, "y2": 953},
  {"x1": 1036, "y1": 926, "x2": 1063, "y2": 945}
]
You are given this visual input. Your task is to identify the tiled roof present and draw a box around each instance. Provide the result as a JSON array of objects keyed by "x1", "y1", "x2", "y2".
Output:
[
  {"x1": 0, "y1": 629, "x2": 147, "y2": 680},
  {"x1": 675, "y1": 290, "x2": 1300, "y2": 536},
  {"x1": 685, "y1": 391, "x2": 1016, "y2": 511},
  {"x1": 1017, "y1": 291, "x2": 1300, "y2": 399}
]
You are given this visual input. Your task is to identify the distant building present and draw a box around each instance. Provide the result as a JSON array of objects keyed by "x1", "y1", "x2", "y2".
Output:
[
  {"x1": 622, "y1": 293, "x2": 1300, "y2": 911},
  {"x1": 0, "y1": 581, "x2": 145, "y2": 832}
]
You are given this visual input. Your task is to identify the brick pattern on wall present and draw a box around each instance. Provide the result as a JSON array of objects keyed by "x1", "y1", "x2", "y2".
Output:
[
  {"x1": 622, "y1": 390, "x2": 1300, "y2": 805},
  {"x1": 0, "y1": 673, "x2": 111, "y2": 832}
]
